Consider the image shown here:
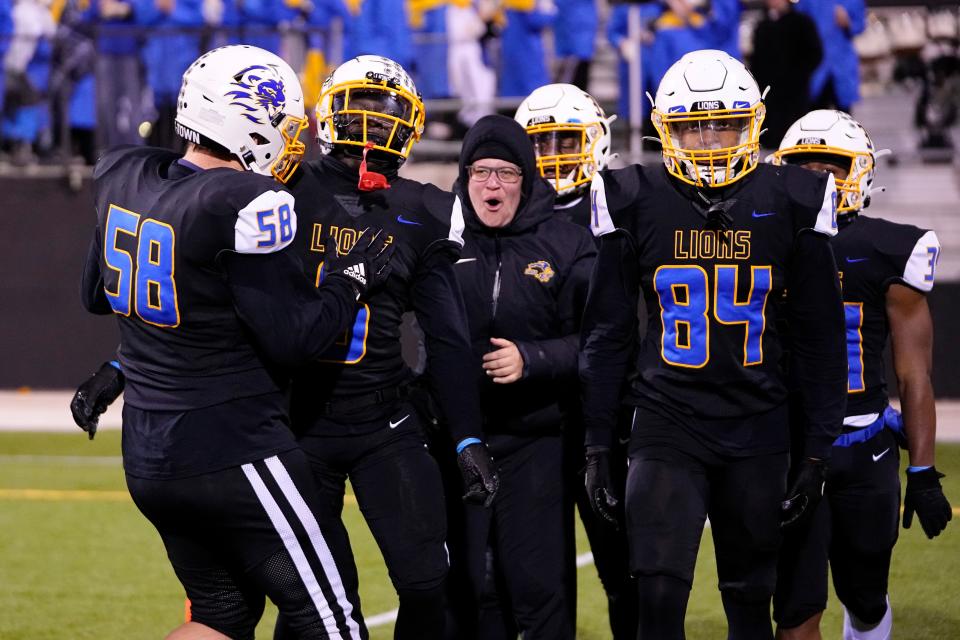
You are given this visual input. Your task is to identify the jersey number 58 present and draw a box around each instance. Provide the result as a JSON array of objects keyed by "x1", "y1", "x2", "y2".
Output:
[{"x1": 103, "y1": 204, "x2": 180, "y2": 328}]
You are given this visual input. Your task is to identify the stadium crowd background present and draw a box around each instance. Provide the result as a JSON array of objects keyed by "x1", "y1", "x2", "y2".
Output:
[{"x1": 0, "y1": 0, "x2": 957, "y2": 169}]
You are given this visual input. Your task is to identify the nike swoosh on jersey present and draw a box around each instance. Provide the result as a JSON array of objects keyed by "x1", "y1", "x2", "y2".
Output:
[
  {"x1": 456, "y1": 258, "x2": 477, "y2": 264},
  {"x1": 396, "y1": 214, "x2": 422, "y2": 226},
  {"x1": 389, "y1": 415, "x2": 410, "y2": 429},
  {"x1": 751, "y1": 210, "x2": 777, "y2": 218},
  {"x1": 846, "y1": 257, "x2": 869, "y2": 263},
  {"x1": 872, "y1": 448, "x2": 890, "y2": 462}
]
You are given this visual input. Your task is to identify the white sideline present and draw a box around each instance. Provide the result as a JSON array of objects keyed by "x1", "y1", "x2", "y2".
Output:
[{"x1": 4, "y1": 391, "x2": 960, "y2": 441}]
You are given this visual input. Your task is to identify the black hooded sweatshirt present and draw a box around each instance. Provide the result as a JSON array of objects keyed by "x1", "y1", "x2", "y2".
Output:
[{"x1": 452, "y1": 115, "x2": 597, "y2": 435}]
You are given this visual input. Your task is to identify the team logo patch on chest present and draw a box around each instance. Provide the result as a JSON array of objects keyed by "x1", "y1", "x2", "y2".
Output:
[{"x1": 524, "y1": 260, "x2": 555, "y2": 283}]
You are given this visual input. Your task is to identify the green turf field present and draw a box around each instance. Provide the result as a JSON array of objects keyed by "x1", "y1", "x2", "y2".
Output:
[{"x1": 1, "y1": 432, "x2": 958, "y2": 639}]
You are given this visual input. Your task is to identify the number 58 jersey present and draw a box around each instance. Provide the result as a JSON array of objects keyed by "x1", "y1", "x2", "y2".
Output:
[
  {"x1": 586, "y1": 162, "x2": 841, "y2": 455},
  {"x1": 83, "y1": 146, "x2": 299, "y2": 411}
]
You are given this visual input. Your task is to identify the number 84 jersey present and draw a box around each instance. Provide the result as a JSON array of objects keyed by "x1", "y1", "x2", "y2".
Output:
[
  {"x1": 833, "y1": 215, "x2": 939, "y2": 418},
  {"x1": 589, "y1": 163, "x2": 838, "y2": 446}
]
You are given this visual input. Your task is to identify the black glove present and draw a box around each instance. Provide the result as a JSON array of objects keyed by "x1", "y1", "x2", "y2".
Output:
[
  {"x1": 70, "y1": 361, "x2": 125, "y2": 440},
  {"x1": 904, "y1": 466, "x2": 952, "y2": 539},
  {"x1": 457, "y1": 442, "x2": 500, "y2": 507},
  {"x1": 585, "y1": 448, "x2": 619, "y2": 529},
  {"x1": 325, "y1": 228, "x2": 394, "y2": 299},
  {"x1": 780, "y1": 458, "x2": 826, "y2": 529}
]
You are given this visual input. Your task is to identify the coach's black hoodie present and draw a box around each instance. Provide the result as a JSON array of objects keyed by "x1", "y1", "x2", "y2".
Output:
[{"x1": 452, "y1": 115, "x2": 597, "y2": 435}]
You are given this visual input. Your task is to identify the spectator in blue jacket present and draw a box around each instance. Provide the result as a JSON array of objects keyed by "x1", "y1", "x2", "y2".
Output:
[
  {"x1": 0, "y1": 0, "x2": 13, "y2": 117},
  {"x1": 343, "y1": 0, "x2": 412, "y2": 69},
  {"x1": 411, "y1": 2, "x2": 449, "y2": 100},
  {"x1": 93, "y1": 0, "x2": 146, "y2": 148},
  {"x1": 3, "y1": 0, "x2": 55, "y2": 163},
  {"x1": 136, "y1": 0, "x2": 202, "y2": 149},
  {"x1": 498, "y1": 0, "x2": 555, "y2": 97},
  {"x1": 796, "y1": 0, "x2": 865, "y2": 112},
  {"x1": 553, "y1": 0, "x2": 596, "y2": 90},
  {"x1": 607, "y1": 1, "x2": 710, "y2": 130}
]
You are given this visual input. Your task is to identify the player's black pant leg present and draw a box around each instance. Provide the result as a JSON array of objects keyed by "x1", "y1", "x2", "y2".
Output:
[
  {"x1": 129, "y1": 448, "x2": 367, "y2": 640},
  {"x1": 468, "y1": 434, "x2": 573, "y2": 640},
  {"x1": 348, "y1": 405, "x2": 449, "y2": 640},
  {"x1": 772, "y1": 486, "x2": 832, "y2": 628},
  {"x1": 709, "y1": 451, "x2": 786, "y2": 640},
  {"x1": 242, "y1": 450, "x2": 367, "y2": 639},
  {"x1": 274, "y1": 446, "x2": 355, "y2": 640},
  {"x1": 625, "y1": 445, "x2": 709, "y2": 640},
  {"x1": 576, "y1": 437, "x2": 636, "y2": 639},
  {"x1": 829, "y1": 429, "x2": 901, "y2": 624}
]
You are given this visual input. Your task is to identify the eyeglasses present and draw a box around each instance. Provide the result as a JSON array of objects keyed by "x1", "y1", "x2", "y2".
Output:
[{"x1": 468, "y1": 165, "x2": 522, "y2": 183}]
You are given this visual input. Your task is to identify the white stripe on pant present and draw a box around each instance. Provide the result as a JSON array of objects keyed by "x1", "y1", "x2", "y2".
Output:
[{"x1": 242, "y1": 456, "x2": 362, "y2": 640}]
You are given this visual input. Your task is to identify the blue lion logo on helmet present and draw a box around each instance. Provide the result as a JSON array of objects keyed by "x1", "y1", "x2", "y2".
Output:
[{"x1": 225, "y1": 65, "x2": 287, "y2": 125}]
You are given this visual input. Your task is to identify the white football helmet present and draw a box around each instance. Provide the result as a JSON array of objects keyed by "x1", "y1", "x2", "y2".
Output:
[
  {"x1": 175, "y1": 45, "x2": 307, "y2": 183},
  {"x1": 651, "y1": 49, "x2": 765, "y2": 188},
  {"x1": 772, "y1": 110, "x2": 880, "y2": 214},
  {"x1": 514, "y1": 83, "x2": 616, "y2": 196},
  {"x1": 315, "y1": 55, "x2": 425, "y2": 165}
]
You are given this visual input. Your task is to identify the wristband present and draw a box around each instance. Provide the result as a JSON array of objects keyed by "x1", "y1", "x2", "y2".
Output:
[
  {"x1": 907, "y1": 465, "x2": 932, "y2": 473},
  {"x1": 108, "y1": 360, "x2": 122, "y2": 371},
  {"x1": 456, "y1": 437, "x2": 482, "y2": 454}
]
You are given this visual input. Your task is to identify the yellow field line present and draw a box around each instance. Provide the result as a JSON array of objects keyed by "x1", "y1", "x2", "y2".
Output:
[{"x1": 0, "y1": 488, "x2": 360, "y2": 505}]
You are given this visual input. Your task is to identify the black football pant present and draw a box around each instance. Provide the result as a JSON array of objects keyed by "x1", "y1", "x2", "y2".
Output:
[
  {"x1": 774, "y1": 427, "x2": 901, "y2": 628},
  {"x1": 456, "y1": 433, "x2": 574, "y2": 640},
  {"x1": 625, "y1": 412, "x2": 787, "y2": 640},
  {"x1": 127, "y1": 448, "x2": 367, "y2": 640},
  {"x1": 276, "y1": 401, "x2": 448, "y2": 640},
  {"x1": 567, "y1": 416, "x2": 637, "y2": 639}
]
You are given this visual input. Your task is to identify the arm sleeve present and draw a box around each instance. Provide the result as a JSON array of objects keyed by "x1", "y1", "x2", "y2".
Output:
[
  {"x1": 580, "y1": 231, "x2": 640, "y2": 450},
  {"x1": 221, "y1": 249, "x2": 360, "y2": 367},
  {"x1": 80, "y1": 226, "x2": 113, "y2": 315},
  {"x1": 786, "y1": 230, "x2": 847, "y2": 459},
  {"x1": 844, "y1": 0, "x2": 866, "y2": 36},
  {"x1": 516, "y1": 232, "x2": 597, "y2": 381},
  {"x1": 412, "y1": 249, "x2": 484, "y2": 445}
]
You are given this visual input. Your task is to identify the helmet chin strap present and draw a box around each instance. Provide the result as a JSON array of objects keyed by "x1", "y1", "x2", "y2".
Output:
[{"x1": 358, "y1": 142, "x2": 391, "y2": 192}]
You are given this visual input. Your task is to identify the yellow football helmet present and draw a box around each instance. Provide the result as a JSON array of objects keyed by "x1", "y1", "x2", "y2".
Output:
[
  {"x1": 514, "y1": 83, "x2": 616, "y2": 197},
  {"x1": 315, "y1": 55, "x2": 425, "y2": 165},
  {"x1": 651, "y1": 49, "x2": 765, "y2": 189},
  {"x1": 772, "y1": 110, "x2": 881, "y2": 214}
]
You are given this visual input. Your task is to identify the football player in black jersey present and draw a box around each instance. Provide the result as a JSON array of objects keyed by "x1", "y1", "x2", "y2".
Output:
[
  {"x1": 579, "y1": 50, "x2": 848, "y2": 640},
  {"x1": 271, "y1": 55, "x2": 498, "y2": 640},
  {"x1": 73, "y1": 45, "x2": 394, "y2": 640},
  {"x1": 515, "y1": 84, "x2": 639, "y2": 640},
  {"x1": 771, "y1": 111, "x2": 952, "y2": 640}
]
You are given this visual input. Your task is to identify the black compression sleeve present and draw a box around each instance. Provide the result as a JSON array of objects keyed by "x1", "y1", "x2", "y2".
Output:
[
  {"x1": 222, "y1": 250, "x2": 359, "y2": 367},
  {"x1": 787, "y1": 230, "x2": 847, "y2": 459},
  {"x1": 580, "y1": 232, "x2": 640, "y2": 450},
  {"x1": 412, "y1": 253, "x2": 484, "y2": 445}
]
